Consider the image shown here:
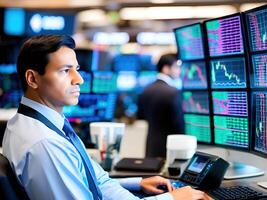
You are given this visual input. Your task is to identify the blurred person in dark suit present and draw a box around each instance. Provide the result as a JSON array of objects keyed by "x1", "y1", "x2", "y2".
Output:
[{"x1": 137, "y1": 53, "x2": 185, "y2": 158}]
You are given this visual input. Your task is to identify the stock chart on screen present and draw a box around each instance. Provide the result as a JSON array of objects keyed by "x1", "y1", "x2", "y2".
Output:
[
  {"x1": 212, "y1": 91, "x2": 248, "y2": 117},
  {"x1": 181, "y1": 61, "x2": 207, "y2": 89},
  {"x1": 214, "y1": 115, "x2": 249, "y2": 148},
  {"x1": 182, "y1": 91, "x2": 209, "y2": 114},
  {"x1": 210, "y1": 57, "x2": 246, "y2": 88},
  {"x1": 174, "y1": 23, "x2": 205, "y2": 60},
  {"x1": 251, "y1": 53, "x2": 267, "y2": 88},
  {"x1": 184, "y1": 114, "x2": 211, "y2": 143},
  {"x1": 64, "y1": 94, "x2": 117, "y2": 122},
  {"x1": 92, "y1": 71, "x2": 117, "y2": 93},
  {"x1": 206, "y1": 15, "x2": 244, "y2": 57},
  {"x1": 246, "y1": 7, "x2": 267, "y2": 52},
  {"x1": 252, "y1": 92, "x2": 267, "y2": 155}
]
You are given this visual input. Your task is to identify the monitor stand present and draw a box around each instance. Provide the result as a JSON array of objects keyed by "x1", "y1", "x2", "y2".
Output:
[{"x1": 224, "y1": 162, "x2": 265, "y2": 179}]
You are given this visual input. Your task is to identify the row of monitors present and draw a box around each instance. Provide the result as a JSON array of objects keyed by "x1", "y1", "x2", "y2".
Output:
[
  {"x1": 174, "y1": 4, "x2": 267, "y2": 158},
  {"x1": 0, "y1": 66, "x2": 158, "y2": 95},
  {"x1": 175, "y1": 5, "x2": 267, "y2": 90},
  {"x1": 183, "y1": 91, "x2": 267, "y2": 155}
]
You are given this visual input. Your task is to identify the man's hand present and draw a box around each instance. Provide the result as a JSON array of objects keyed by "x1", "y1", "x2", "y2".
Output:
[
  {"x1": 170, "y1": 186, "x2": 213, "y2": 200},
  {"x1": 140, "y1": 176, "x2": 173, "y2": 194}
]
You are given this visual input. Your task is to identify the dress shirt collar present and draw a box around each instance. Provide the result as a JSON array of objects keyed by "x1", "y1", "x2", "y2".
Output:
[
  {"x1": 21, "y1": 96, "x2": 65, "y2": 130},
  {"x1": 157, "y1": 73, "x2": 176, "y2": 87}
]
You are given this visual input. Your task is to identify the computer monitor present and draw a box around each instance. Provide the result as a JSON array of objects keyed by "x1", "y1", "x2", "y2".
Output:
[
  {"x1": 79, "y1": 71, "x2": 91, "y2": 93},
  {"x1": 116, "y1": 71, "x2": 137, "y2": 92},
  {"x1": 244, "y1": 4, "x2": 267, "y2": 188},
  {"x1": 75, "y1": 49, "x2": 93, "y2": 72},
  {"x1": 25, "y1": 10, "x2": 75, "y2": 36},
  {"x1": 212, "y1": 91, "x2": 249, "y2": 149},
  {"x1": 210, "y1": 57, "x2": 247, "y2": 89},
  {"x1": 204, "y1": 12, "x2": 265, "y2": 179},
  {"x1": 174, "y1": 22, "x2": 211, "y2": 144},
  {"x1": 92, "y1": 71, "x2": 117, "y2": 93},
  {"x1": 139, "y1": 54, "x2": 156, "y2": 71},
  {"x1": 0, "y1": 64, "x2": 22, "y2": 109},
  {"x1": 174, "y1": 23, "x2": 205, "y2": 61},
  {"x1": 63, "y1": 93, "x2": 117, "y2": 122},
  {"x1": 181, "y1": 61, "x2": 208, "y2": 89},
  {"x1": 205, "y1": 14, "x2": 244, "y2": 57},
  {"x1": 91, "y1": 50, "x2": 112, "y2": 71},
  {"x1": 3, "y1": 8, "x2": 25, "y2": 36},
  {"x1": 112, "y1": 54, "x2": 141, "y2": 72},
  {"x1": 244, "y1": 4, "x2": 267, "y2": 53},
  {"x1": 182, "y1": 91, "x2": 209, "y2": 114}
]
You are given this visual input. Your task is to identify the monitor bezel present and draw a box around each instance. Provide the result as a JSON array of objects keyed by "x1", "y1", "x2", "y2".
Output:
[{"x1": 173, "y1": 22, "x2": 205, "y2": 62}]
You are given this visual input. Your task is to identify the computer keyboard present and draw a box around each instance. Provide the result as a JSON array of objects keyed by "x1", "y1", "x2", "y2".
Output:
[{"x1": 209, "y1": 185, "x2": 267, "y2": 200}]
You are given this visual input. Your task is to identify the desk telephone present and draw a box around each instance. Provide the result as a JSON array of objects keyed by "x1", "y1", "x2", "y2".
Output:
[{"x1": 176, "y1": 151, "x2": 229, "y2": 190}]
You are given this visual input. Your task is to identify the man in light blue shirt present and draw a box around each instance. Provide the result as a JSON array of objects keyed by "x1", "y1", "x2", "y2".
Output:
[{"x1": 2, "y1": 35, "x2": 209, "y2": 200}]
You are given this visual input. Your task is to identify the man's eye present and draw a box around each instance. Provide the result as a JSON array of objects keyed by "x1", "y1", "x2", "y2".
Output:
[{"x1": 61, "y1": 68, "x2": 69, "y2": 73}]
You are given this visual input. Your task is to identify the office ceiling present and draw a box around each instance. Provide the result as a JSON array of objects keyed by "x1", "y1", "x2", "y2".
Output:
[{"x1": 0, "y1": 0, "x2": 266, "y2": 10}]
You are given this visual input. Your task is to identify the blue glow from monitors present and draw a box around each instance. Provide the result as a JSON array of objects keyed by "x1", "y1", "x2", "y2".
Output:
[
  {"x1": 206, "y1": 15, "x2": 244, "y2": 57},
  {"x1": 0, "y1": 64, "x2": 17, "y2": 74},
  {"x1": 137, "y1": 71, "x2": 157, "y2": 88},
  {"x1": 117, "y1": 71, "x2": 137, "y2": 91},
  {"x1": 251, "y1": 53, "x2": 267, "y2": 88},
  {"x1": 0, "y1": 90, "x2": 22, "y2": 109},
  {"x1": 210, "y1": 57, "x2": 246, "y2": 89},
  {"x1": 181, "y1": 61, "x2": 207, "y2": 89},
  {"x1": 4, "y1": 8, "x2": 25, "y2": 36},
  {"x1": 184, "y1": 114, "x2": 211, "y2": 143},
  {"x1": 113, "y1": 54, "x2": 141, "y2": 72},
  {"x1": 92, "y1": 71, "x2": 117, "y2": 93},
  {"x1": 182, "y1": 91, "x2": 209, "y2": 114},
  {"x1": 174, "y1": 24, "x2": 205, "y2": 60},
  {"x1": 246, "y1": 7, "x2": 267, "y2": 52},
  {"x1": 212, "y1": 91, "x2": 248, "y2": 117},
  {"x1": 214, "y1": 115, "x2": 249, "y2": 149},
  {"x1": 79, "y1": 71, "x2": 91, "y2": 93},
  {"x1": 64, "y1": 93, "x2": 117, "y2": 122},
  {"x1": 252, "y1": 92, "x2": 267, "y2": 155},
  {"x1": 25, "y1": 11, "x2": 75, "y2": 35}
]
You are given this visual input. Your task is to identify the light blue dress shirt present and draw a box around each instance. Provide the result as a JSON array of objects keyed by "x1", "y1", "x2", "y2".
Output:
[{"x1": 2, "y1": 96, "x2": 172, "y2": 200}]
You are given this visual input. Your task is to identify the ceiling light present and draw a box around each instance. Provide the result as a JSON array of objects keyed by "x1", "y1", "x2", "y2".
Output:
[
  {"x1": 240, "y1": 3, "x2": 266, "y2": 12},
  {"x1": 120, "y1": 6, "x2": 237, "y2": 20}
]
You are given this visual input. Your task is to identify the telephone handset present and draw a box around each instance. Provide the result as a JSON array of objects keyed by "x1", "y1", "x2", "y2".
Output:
[{"x1": 179, "y1": 151, "x2": 229, "y2": 190}]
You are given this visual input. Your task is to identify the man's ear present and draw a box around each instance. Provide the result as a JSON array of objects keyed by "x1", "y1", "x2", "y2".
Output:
[
  {"x1": 162, "y1": 65, "x2": 170, "y2": 75},
  {"x1": 25, "y1": 69, "x2": 39, "y2": 89}
]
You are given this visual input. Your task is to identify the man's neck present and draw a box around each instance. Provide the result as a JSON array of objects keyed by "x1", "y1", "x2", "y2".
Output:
[{"x1": 24, "y1": 90, "x2": 63, "y2": 113}]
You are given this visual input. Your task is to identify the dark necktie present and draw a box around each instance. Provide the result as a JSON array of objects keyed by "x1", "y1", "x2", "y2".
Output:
[{"x1": 63, "y1": 119, "x2": 103, "y2": 200}]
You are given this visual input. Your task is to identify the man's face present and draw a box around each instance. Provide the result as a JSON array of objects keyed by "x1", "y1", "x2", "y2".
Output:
[
  {"x1": 170, "y1": 62, "x2": 181, "y2": 79},
  {"x1": 35, "y1": 46, "x2": 84, "y2": 112}
]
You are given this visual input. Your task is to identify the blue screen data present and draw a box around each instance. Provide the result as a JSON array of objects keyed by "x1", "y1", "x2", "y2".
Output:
[
  {"x1": 181, "y1": 61, "x2": 207, "y2": 89},
  {"x1": 206, "y1": 15, "x2": 244, "y2": 57},
  {"x1": 182, "y1": 91, "x2": 209, "y2": 114},
  {"x1": 184, "y1": 114, "x2": 211, "y2": 143},
  {"x1": 214, "y1": 115, "x2": 249, "y2": 149},
  {"x1": 246, "y1": 8, "x2": 267, "y2": 52},
  {"x1": 210, "y1": 57, "x2": 246, "y2": 88},
  {"x1": 79, "y1": 71, "x2": 91, "y2": 93},
  {"x1": 253, "y1": 92, "x2": 267, "y2": 155},
  {"x1": 92, "y1": 71, "x2": 117, "y2": 93},
  {"x1": 212, "y1": 91, "x2": 248, "y2": 117},
  {"x1": 64, "y1": 94, "x2": 117, "y2": 122},
  {"x1": 251, "y1": 53, "x2": 267, "y2": 88},
  {"x1": 174, "y1": 24, "x2": 204, "y2": 60}
]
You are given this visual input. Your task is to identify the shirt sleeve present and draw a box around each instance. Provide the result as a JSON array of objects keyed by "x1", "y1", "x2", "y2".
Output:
[{"x1": 117, "y1": 177, "x2": 142, "y2": 191}]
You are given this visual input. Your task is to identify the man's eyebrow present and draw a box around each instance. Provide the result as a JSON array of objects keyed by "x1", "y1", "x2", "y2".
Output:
[{"x1": 60, "y1": 64, "x2": 80, "y2": 69}]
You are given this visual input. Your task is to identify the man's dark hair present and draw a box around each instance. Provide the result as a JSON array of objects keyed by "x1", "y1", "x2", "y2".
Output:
[
  {"x1": 156, "y1": 53, "x2": 177, "y2": 73},
  {"x1": 17, "y1": 34, "x2": 76, "y2": 92}
]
